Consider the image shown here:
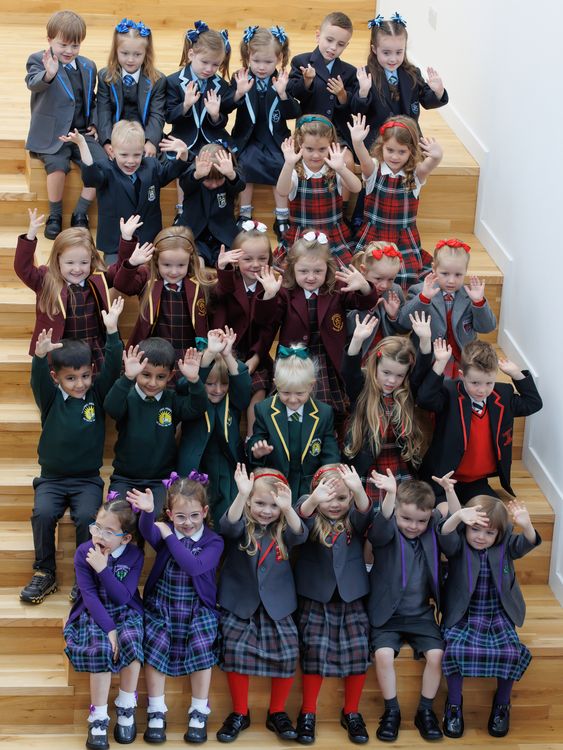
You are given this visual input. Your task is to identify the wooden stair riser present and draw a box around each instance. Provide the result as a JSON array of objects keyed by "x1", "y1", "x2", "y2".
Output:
[{"x1": 0, "y1": 626, "x2": 64, "y2": 656}]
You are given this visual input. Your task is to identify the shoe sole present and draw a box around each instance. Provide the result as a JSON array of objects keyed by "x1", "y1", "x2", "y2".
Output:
[
  {"x1": 113, "y1": 730, "x2": 137, "y2": 744},
  {"x1": 266, "y1": 724, "x2": 298, "y2": 740},
  {"x1": 20, "y1": 582, "x2": 58, "y2": 604},
  {"x1": 184, "y1": 733, "x2": 207, "y2": 744},
  {"x1": 375, "y1": 732, "x2": 399, "y2": 742},
  {"x1": 340, "y1": 722, "x2": 369, "y2": 744},
  {"x1": 142, "y1": 734, "x2": 166, "y2": 744},
  {"x1": 414, "y1": 719, "x2": 443, "y2": 741},
  {"x1": 296, "y1": 736, "x2": 316, "y2": 745}
]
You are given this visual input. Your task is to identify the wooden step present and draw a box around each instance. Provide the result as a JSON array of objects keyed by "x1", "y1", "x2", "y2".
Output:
[
  {"x1": 0, "y1": 587, "x2": 68, "y2": 655},
  {"x1": 0, "y1": 520, "x2": 62, "y2": 586}
]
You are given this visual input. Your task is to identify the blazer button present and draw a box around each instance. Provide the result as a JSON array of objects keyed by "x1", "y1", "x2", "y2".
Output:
[
  {"x1": 303, "y1": 335, "x2": 308, "y2": 341},
  {"x1": 327, "y1": 108, "x2": 332, "y2": 115}
]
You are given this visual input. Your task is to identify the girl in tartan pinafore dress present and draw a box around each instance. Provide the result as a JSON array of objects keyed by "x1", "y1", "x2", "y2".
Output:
[
  {"x1": 348, "y1": 113, "x2": 443, "y2": 292},
  {"x1": 216, "y1": 465, "x2": 308, "y2": 743},
  {"x1": 63, "y1": 498, "x2": 144, "y2": 749},
  {"x1": 438, "y1": 496, "x2": 541, "y2": 739},
  {"x1": 294, "y1": 463, "x2": 372, "y2": 744},
  {"x1": 275, "y1": 115, "x2": 361, "y2": 264},
  {"x1": 127, "y1": 474, "x2": 224, "y2": 744},
  {"x1": 343, "y1": 312, "x2": 434, "y2": 504}
]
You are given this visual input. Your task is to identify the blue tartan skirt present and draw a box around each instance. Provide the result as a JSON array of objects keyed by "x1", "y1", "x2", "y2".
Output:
[
  {"x1": 296, "y1": 597, "x2": 370, "y2": 677},
  {"x1": 219, "y1": 604, "x2": 298, "y2": 677},
  {"x1": 442, "y1": 550, "x2": 531, "y2": 680},
  {"x1": 144, "y1": 556, "x2": 218, "y2": 676}
]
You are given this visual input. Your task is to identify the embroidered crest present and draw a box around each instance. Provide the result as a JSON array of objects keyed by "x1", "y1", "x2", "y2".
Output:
[
  {"x1": 82, "y1": 402, "x2": 96, "y2": 423},
  {"x1": 157, "y1": 407, "x2": 172, "y2": 427},
  {"x1": 331, "y1": 313, "x2": 344, "y2": 332},
  {"x1": 410, "y1": 101, "x2": 420, "y2": 116},
  {"x1": 216, "y1": 192, "x2": 227, "y2": 209},
  {"x1": 147, "y1": 185, "x2": 156, "y2": 202},
  {"x1": 226, "y1": 414, "x2": 233, "y2": 427},
  {"x1": 113, "y1": 565, "x2": 130, "y2": 581},
  {"x1": 196, "y1": 298, "x2": 207, "y2": 316},
  {"x1": 191, "y1": 546, "x2": 203, "y2": 557},
  {"x1": 503, "y1": 564, "x2": 510, "y2": 574},
  {"x1": 272, "y1": 109, "x2": 281, "y2": 123},
  {"x1": 309, "y1": 438, "x2": 322, "y2": 456},
  {"x1": 462, "y1": 316, "x2": 473, "y2": 334}
]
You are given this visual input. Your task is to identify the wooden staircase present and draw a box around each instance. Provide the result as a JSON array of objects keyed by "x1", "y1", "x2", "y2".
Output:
[{"x1": 0, "y1": 14, "x2": 561, "y2": 750}]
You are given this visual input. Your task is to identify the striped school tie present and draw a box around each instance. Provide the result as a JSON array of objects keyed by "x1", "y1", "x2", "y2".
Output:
[{"x1": 123, "y1": 74, "x2": 135, "y2": 87}]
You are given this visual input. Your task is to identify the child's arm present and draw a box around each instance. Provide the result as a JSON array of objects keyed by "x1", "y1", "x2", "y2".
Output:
[
  {"x1": 199, "y1": 328, "x2": 226, "y2": 369},
  {"x1": 325, "y1": 142, "x2": 361, "y2": 194},
  {"x1": 298, "y1": 477, "x2": 339, "y2": 518},
  {"x1": 440, "y1": 505, "x2": 489, "y2": 536},
  {"x1": 74, "y1": 546, "x2": 118, "y2": 635},
  {"x1": 335, "y1": 265, "x2": 372, "y2": 298},
  {"x1": 275, "y1": 481, "x2": 305, "y2": 535},
  {"x1": 507, "y1": 500, "x2": 540, "y2": 548},
  {"x1": 247, "y1": 406, "x2": 275, "y2": 466},
  {"x1": 347, "y1": 312, "x2": 378, "y2": 357},
  {"x1": 59, "y1": 128, "x2": 94, "y2": 166},
  {"x1": 127, "y1": 490, "x2": 165, "y2": 550},
  {"x1": 339, "y1": 465, "x2": 371, "y2": 513},
  {"x1": 421, "y1": 66, "x2": 447, "y2": 105},
  {"x1": 415, "y1": 137, "x2": 443, "y2": 183},
  {"x1": 432, "y1": 471, "x2": 462, "y2": 517},
  {"x1": 370, "y1": 469, "x2": 397, "y2": 520},
  {"x1": 232, "y1": 68, "x2": 254, "y2": 104},
  {"x1": 103, "y1": 344, "x2": 147, "y2": 419},
  {"x1": 30, "y1": 329, "x2": 63, "y2": 411},
  {"x1": 88, "y1": 544, "x2": 143, "y2": 606},
  {"x1": 175, "y1": 349, "x2": 207, "y2": 420},
  {"x1": 26, "y1": 49, "x2": 58, "y2": 90},
  {"x1": 277, "y1": 137, "x2": 303, "y2": 197},
  {"x1": 14, "y1": 209, "x2": 48, "y2": 293},
  {"x1": 91, "y1": 298, "x2": 125, "y2": 398},
  {"x1": 498, "y1": 359, "x2": 543, "y2": 417},
  {"x1": 153, "y1": 522, "x2": 224, "y2": 574},
  {"x1": 227, "y1": 463, "x2": 253, "y2": 523},
  {"x1": 398, "y1": 275, "x2": 440, "y2": 330},
  {"x1": 432, "y1": 337, "x2": 453, "y2": 377},
  {"x1": 347, "y1": 114, "x2": 375, "y2": 178}
]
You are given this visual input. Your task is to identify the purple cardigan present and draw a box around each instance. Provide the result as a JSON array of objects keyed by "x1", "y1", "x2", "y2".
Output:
[
  {"x1": 66, "y1": 541, "x2": 144, "y2": 634},
  {"x1": 140, "y1": 510, "x2": 224, "y2": 614}
]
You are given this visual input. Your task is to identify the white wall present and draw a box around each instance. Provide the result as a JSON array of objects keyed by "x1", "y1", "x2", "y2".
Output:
[{"x1": 376, "y1": 0, "x2": 563, "y2": 602}]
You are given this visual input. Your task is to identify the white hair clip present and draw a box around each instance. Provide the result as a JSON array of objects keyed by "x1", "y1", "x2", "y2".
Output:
[
  {"x1": 303, "y1": 230, "x2": 328, "y2": 244},
  {"x1": 240, "y1": 219, "x2": 268, "y2": 233}
]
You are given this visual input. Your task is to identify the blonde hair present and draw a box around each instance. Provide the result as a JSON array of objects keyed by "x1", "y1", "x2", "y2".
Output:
[
  {"x1": 465, "y1": 496, "x2": 509, "y2": 541},
  {"x1": 239, "y1": 470, "x2": 290, "y2": 559},
  {"x1": 231, "y1": 227, "x2": 273, "y2": 263},
  {"x1": 274, "y1": 345, "x2": 316, "y2": 391},
  {"x1": 373, "y1": 115, "x2": 422, "y2": 192},
  {"x1": 309, "y1": 464, "x2": 353, "y2": 547},
  {"x1": 104, "y1": 24, "x2": 161, "y2": 85},
  {"x1": 433, "y1": 241, "x2": 471, "y2": 270},
  {"x1": 293, "y1": 116, "x2": 337, "y2": 189},
  {"x1": 111, "y1": 120, "x2": 145, "y2": 148},
  {"x1": 206, "y1": 355, "x2": 229, "y2": 385},
  {"x1": 139, "y1": 226, "x2": 215, "y2": 320},
  {"x1": 180, "y1": 25, "x2": 230, "y2": 78},
  {"x1": 39, "y1": 228, "x2": 105, "y2": 318},
  {"x1": 351, "y1": 242, "x2": 402, "y2": 274},
  {"x1": 240, "y1": 26, "x2": 290, "y2": 69},
  {"x1": 283, "y1": 237, "x2": 337, "y2": 293},
  {"x1": 345, "y1": 336, "x2": 423, "y2": 464}
]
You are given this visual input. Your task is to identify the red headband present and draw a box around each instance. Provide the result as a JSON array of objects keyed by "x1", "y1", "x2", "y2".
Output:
[
  {"x1": 371, "y1": 244, "x2": 402, "y2": 261},
  {"x1": 312, "y1": 466, "x2": 340, "y2": 485},
  {"x1": 435, "y1": 238, "x2": 471, "y2": 253},
  {"x1": 379, "y1": 120, "x2": 410, "y2": 135},
  {"x1": 254, "y1": 472, "x2": 289, "y2": 486}
]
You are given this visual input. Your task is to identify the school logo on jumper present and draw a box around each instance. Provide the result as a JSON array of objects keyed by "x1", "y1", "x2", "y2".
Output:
[
  {"x1": 272, "y1": 109, "x2": 281, "y2": 123},
  {"x1": 147, "y1": 185, "x2": 156, "y2": 202},
  {"x1": 157, "y1": 407, "x2": 173, "y2": 427},
  {"x1": 217, "y1": 192, "x2": 227, "y2": 209},
  {"x1": 82, "y1": 403, "x2": 96, "y2": 423},
  {"x1": 196, "y1": 298, "x2": 207, "y2": 316},
  {"x1": 411, "y1": 101, "x2": 420, "y2": 116},
  {"x1": 226, "y1": 414, "x2": 232, "y2": 427},
  {"x1": 331, "y1": 313, "x2": 344, "y2": 332},
  {"x1": 309, "y1": 438, "x2": 322, "y2": 456},
  {"x1": 113, "y1": 565, "x2": 130, "y2": 581}
]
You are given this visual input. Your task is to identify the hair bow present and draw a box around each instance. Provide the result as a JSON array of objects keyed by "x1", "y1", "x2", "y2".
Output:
[
  {"x1": 136, "y1": 21, "x2": 151, "y2": 37},
  {"x1": 115, "y1": 18, "x2": 136, "y2": 33},
  {"x1": 195, "y1": 336, "x2": 208, "y2": 351},
  {"x1": 270, "y1": 25, "x2": 287, "y2": 44},
  {"x1": 240, "y1": 219, "x2": 267, "y2": 233},
  {"x1": 435, "y1": 238, "x2": 471, "y2": 253},
  {"x1": 188, "y1": 470, "x2": 209, "y2": 485},
  {"x1": 220, "y1": 28, "x2": 231, "y2": 53},
  {"x1": 372, "y1": 244, "x2": 402, "y2": 260},
  {"x1": 302, "y1": 230, "x2": 328, "y2": 244},
  {"x1": 390, "y1": 11, "x2": 407, "y2": 26},
  {"x1": 186, "y1": 19, "x2": 209, "y2": 43},
  {"x1": 162, "y1": 471, "x2": 180, "y2": 489},
  {"x1": 278, "y1": 345, "x2": 309, "y2": 360},
  {"x1": 106, "y1": 490, "x2": 121, "y2": 502},
  {"x1": 379, "y1": 120, "x2": 409, "y2": 135},
  {"x1": 243, "y1": 25, "x2": 259, "y2": 44},
  {"x1": 367, "y1": 15, "x2": 385, "y2": 29}
]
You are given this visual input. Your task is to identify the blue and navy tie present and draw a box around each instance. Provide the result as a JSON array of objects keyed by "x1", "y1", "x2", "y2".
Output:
[
  {"x1": 196, "y1": 77, "x2": 207, "y2": 94},
  {"x1": 123, "y1": 74, "x2": 135, "y2": 87},
  {"x1": 388, "y1": 73, "x2": 398, "y2": 86},
  {"x1": 64, "y1": 63, "x2": 74, "y2": 73},
  {"x1": 256, "y1": 78, "x2": 268, "y2": 93}
]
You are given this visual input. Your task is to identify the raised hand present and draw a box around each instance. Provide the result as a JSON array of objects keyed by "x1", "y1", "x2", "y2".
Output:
[
  {"x1": 206, "y1": 328, "x2": 227, "y2": 355},
  {"x1": 122, "y1": 344, "x2": 148, "y2": 380},
  {"x1": 183, "y1": 80, "x2": 201, "y2": 109},
  {"x1": 273, "y1": 481, "x2": 292, "y2": 512},
  {"x1": 128, "y1": 241, "x2": 154, "y2": 267},
  {"x1": 234, "y1": 462, "x2": 254, "y2": 497},
  {"x1": 380, "y1": 290, "x2": 401, "y2": 319},
  {"x1": 272, "y1": 69, "x2": 289, "y2": 97},
  {"x1": 42, "y1": 47, "x2": 59, "y2": 80},
  {"x1": 204, "y1": 89, "x2": 221, "y2": 120},
  {"x1": 310, "y1": 477, "x2": 338, "y2": 505},
  {"x1": 338, "y1": 464, "x2": 363, "y2": 495},
  {"x1": 194, "y1": 151, "x2": 213, "y2": 179},
  {"x1": 222, "y1": 326, "x2": 237, "y2": 357},
  {"x1": 119, "y1": 214, "x2": 144, "y2": 241},
  {"x1": 85, "y1": 125, "x2": 98, "y2": 141},
  {"x1": 101, "y1": 296, "x2": 124, "y2": 334},
  {"x1": 178, "y1": 348, "x2": 203, "y2": 382},
  {"x1": 256, "y1": 265, "x2": 282, "y2": 299},
  {"x1": 34, "y1": 328, "x2": 63, "y2": 358},
  {"x1": 59, "y1": 128, "x2": 86, "y2": 146},
  {"x1": 234, "y1": 68, "x2": 254, "y2": 98},
  {"x1": 215, "y1": 149, "x2": 236, "y2": 178},
  {"x1": 159, "y1": 136, "x2": 189, "y2": 160},
  {"x1": 458, "y1": 505, "x2": 490, "y2": 528},
  {"x1": 431, "y1": 470, "x2": 457, "y2": 494},
  {"x1": 217, "y1": 244, "x2": 243, "y2": 269},
  {"x1": 335, "y1": 264, "x2": 370, "y2": 293},
  {"x1": 144, "y1": 141, "x2": 157, "y2": 158},
  {"x1": 281, "y1": 136, "x2": 303, "y2": 166},
  {"x1": 421, "y1": 271, "x2": 441, "y2": 300},
  {"x1": 356, "y1": 66, "x2": 373, "y2": 97},
  {"x1": 154, "y1": 521, "x2": 173, "y2": 539},
  {"x1": 326, "y1": 74, "x2": 346, "y2": 102},
  {"x1": 507, "y1": 500, "x2": 532, "y2": 529},
  {"x1": 86, "y1": 543, "x2": 110, "y2": 573},
  {"x1": 464, "y1": 275, "x2": 485, "y2": 304},
  {"x1": 125, "y1": 487, "x2": 154, "y2": 513},
  {"x1": 347, "y1": 113, "x2": 370, "y2": 144},
  {"x1": 324, "y1": 142, "x2": 347, "y2": 172},
  {"x1": 300, "y1": 64, "x2": 316, "y2": 87},
  {"x1": 426, "y1": 66, "x2": 444, "y2": 97},
  {"x1": 409, "y1": 309, "x2": 432, "y2": 340},
  {"x1": 369, "y1": 468, "x2": 397, "y2": 494},
  {"x1": 419, "y1": 136, "x2": 443, "y2": 162},
  {"x1": 27, "y1": 207, "x2": 45, "y2": 240},
  {"x1": 352, "y1": 312, "x2": 379, "y2": 343},
  {"x1": 251, "y1": 440, "x2": 274, "y2": 459},
  {"x1": 498, "y1": 359, "x2": 523, "y2": 380},
  {"x1": 433, "y1": 337, "x2": 452, "y2": 363}
]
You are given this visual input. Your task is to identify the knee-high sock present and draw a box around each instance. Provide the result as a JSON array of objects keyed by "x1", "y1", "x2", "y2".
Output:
[
  {"x1": 446, "y1": 673, "x2": 463, "y2": 705},
  {"x1": 226, "y1": 672, "x2": 250, "y2": 715},
  {"x1": 269, "y1": 676, "x2": 294, "y2": 713},
  {"x1": 301, "y1": 674, "x2": 323, "y2": 714},
  {"x1": 343, "y1": 673, "x2": 367, "y2": 714}
]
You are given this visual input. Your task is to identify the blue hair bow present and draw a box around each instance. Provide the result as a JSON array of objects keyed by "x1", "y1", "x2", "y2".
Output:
[
  {"x1": 220, "y1": 28, "x2": 231, "y2": 54},
  {"x1": 368, "y1": 15, "x2": 385, "y2": 29},
  {"x1": 390, "y1": 11, "x2": 407, "y2": 26},
  {"x1": 136, "y1": 21, "x2": 151, "y2": 37},
  {"x1": 243, "y1": 25, "x2": 258, "y2": 44},
  {"x1": 278, "y1": 345, "x2": 309, "y2": 360},
  {"x1": 195, "y1": 336, "x2": 208, "y2": 351},
  {"x1": 115, "y1": 18, "x2": 136, "y2": 33},
  {"x1": 188, "y1": 470, "x2": 209, "y2": 485},
  {"x1": 186, "y1": 19, "x2": 209, "y2": 43},
  {"x1": 270, "y1": 25, "x2": 287, "y2": 44}
]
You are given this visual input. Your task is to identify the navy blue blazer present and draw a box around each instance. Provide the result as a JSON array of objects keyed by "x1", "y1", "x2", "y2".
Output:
[{"x1": 95, "y1": 69, "x2": 166, "y2": 146}]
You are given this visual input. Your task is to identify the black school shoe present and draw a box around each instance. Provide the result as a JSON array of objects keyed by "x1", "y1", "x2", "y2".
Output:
[
  {"x1": 44, "y1": 214, "x2": 62, "y2": 240},
  {"x1": 86, "y1": 718, "x2": 110, "y2": 750},
  {"x1": 143, "y1": 711, "x2": 166, "y2": 743},
  {"x1": 414, "y1": 708, "x2": 443, "y2": 740},
  {"x1": 113, "y1": 706, "x2": 136, "y2": 744},
  {"x1": 68, "y1": 581, "x2": 79, "y2": 603},
  {"x1": 216, "y1": 712, "x2": 250, "y2": 743},
  {"x1": 488, "y1": 701, "x2": 510, "y2": 737},
  {"x1": 20, "y1": 571, "x2": 57, "y2": 604},
  {"x1": 296, "y1": 712, "x2": 316, "y2": 744},
  {"x1": 71, "y1": 212, "x2": 89, "y2": 229},
  {"x1": 266, "y1": 711, "x2": 298, "y2": 740},
  {"x1": 340, "y1": 710, "x2": 369, "y2": 744},
  {"x1": 184, "y1": 708, "x2": 209, "y2": 743},
  {"x1": 376, "y1": 709, "x2": 401, "y2": 742},
  {"x1": 272, "y1": 219, "x2": 288, "y2": 243},
  {"x1": 443, "y1": 699, "x2": 464, "y2": 738}
]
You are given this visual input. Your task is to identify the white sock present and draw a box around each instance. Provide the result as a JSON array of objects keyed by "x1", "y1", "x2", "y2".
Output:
[
  {"x1": 239, "y1": 205, "x2": 253, "y2": 218},
  {"x1": 115, "y1": 689, "x2": 136, "y2": 726},
  {"x1": 148, "y1": 695, "x2": 167, "y2": 728},
  {"x1": 189, "y1": 697, "x2": 210, "y2": 728},
  {"x1": 88, "y1": 704, "x2": 109, "y2": 736}
]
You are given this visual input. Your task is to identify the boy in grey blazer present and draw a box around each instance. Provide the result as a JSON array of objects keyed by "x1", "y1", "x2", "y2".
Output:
[{"x1": 25, "y1": 10, "x2": 107, "y2": 239}]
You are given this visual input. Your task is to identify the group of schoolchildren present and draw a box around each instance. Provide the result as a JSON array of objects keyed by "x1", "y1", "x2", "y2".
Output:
[{"x1": 16, "y1": 6, "x2": 545, "y2": 750}]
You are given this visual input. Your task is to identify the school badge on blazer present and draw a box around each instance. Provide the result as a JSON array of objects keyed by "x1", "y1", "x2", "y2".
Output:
[
  {"x1": 157, "y1": 407, "x2": 173, "y2": 427},
  {"x1": 113, "y1": 565, "x2": 130, "y2": 581},
  {"x1": 411, "y1": 101, "x2": 420, "y2": 115},
  {"x1": 148, "y1": 185, "x2": 156, "y2": 202},
  {"x1": 197, "y1": 299, "x2": 207, "y2": 316},
  {"x1": 82, "y1": 403, "x2": 96, "y2": 422},
  {"x1": 272, "y1": 109, "x2": 281, "y2": 123},
  {"x1": 217, "y1": 192, "x2": 227, "y2": 208},
  {"x1": 331, "y1": 313, "x2": 344, "y2": 332},
  {"x1": 309, "y1": 438, "x2": 322, "y2": 456}
]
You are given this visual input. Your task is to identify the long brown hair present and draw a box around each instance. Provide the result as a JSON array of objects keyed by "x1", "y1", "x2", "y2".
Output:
[
  {"x1": 293, "y1": 116, "x2": 337, "y2": 190},
  {"x1": 240, "y1": 470, "x2": 289, "y2": 560},
  {"x1": 373, "y1": 115, "x2": 421, "y2": 191},
  {"x1": 104, "y1": 24, "x2": 162, "y2": 85},
  {"x1": 367, "y1": 20, "x2": 419, "y2": 98},
  {"x1": 180, "y1": 24, "x2": 230, "y2": 78}
]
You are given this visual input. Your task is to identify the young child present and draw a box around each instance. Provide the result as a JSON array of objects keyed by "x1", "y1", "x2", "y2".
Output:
[
  {"x1": 288, "y1": 12, "x2": 356, "y2": 151},
  {"x1": 354, "y1": 12, "x2": 448, "y2": 148},
  {"x1": 128, "y1": 475, "x2": 224, "y2": 744},
  {"x1": 96, "y1": 19, "x2": 166, "y2": 157},
  {"x1": 367, "y1": 470, "x2": 461, "y2": 742},
  {"x1": 104, "y1": 338, "x2": 207, "y2": 517},
  {"x1": 230, "y1": 25, "x2": 300, "y2": 239},
  {"x1": 216, "y1": 464, "x2": 308, "y2": 743},
  {"x1": 113, "y1": 225, "x2": 212, "y2": 366},
  {"x1": 178, "y1": 143, "x2": 246, "y2": 266},
  {"x1": 348, "y1": 113, "x2": 443, "y2": 291},
  {"x1": 64, "y1": 121, "x2": 189, "y2": 262},
  {"x1": 20, "y1": 299, "x2": 124, "y2": 605},
  {"x1": 417, "y1": 339, "x2": 543, "y2": 504},
  {"x1": 25, "y1": 10, "x2": 107, "y2": 238},
  {"x1": 342, "y1": 311, "x2": 435, "y2": 502},
  {"x1": 346, "y1": 241, "x2": 405, "y2": 362},
  {"x1": 248, "y1": 346, "x2": 340, "y2": 503},
  {"x1": 399, "y1": 238, "x2": 497, "y2": 377},
  {"x1": 63, "y1": 498, "x2": 144, "y2": 749},
  {"x1": 256, "y1": 235, "x2": 377, "y2": 426},
  {"x1": 14, "y1": 209, "x2": 139, "y2": 372},
  {"x1": 294, "y1": 464, "x2": 372, "y2": 744},
  {"x1": 275, "y1": 116, "x2": 361, "y2": 263},
  {"x1": 177, "y1": 327, "x2": 251, "y2": 526},
  {"x1": 438, "y1": 497, "x2": 541, "y2": 738}
]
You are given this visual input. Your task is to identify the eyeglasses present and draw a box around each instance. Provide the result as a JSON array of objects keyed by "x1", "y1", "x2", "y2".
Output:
[
  {"x1": 171, "y1": 512, "x2": 203, "y2": 524},
  {"x1": 89, "y1": 523, "x2": 126, "y2": 542}
]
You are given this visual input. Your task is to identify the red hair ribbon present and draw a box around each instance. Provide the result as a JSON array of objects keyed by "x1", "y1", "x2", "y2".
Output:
[
  {"x1": 435, "y1": 238, "x2": 471, "y2": 253},
  {"x1": 312, "y1": 465, "x2": 340, "y2": 485},
  {"x1": 379, "y1": 120, "x2": 410, "y2": 135},
  {"x1": 254, "y1": 472, "x2": 289, "y2": 486},
  {"x1": 372, "y1": 245, "x2": 402, "y2": 261}
]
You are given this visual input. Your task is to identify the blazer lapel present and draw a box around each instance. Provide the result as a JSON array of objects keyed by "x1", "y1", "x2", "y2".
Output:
[
  {"x1": 110, "y1": 80, "x2": 124, "y2": 123},
  {"x1": 311, "y1": 48, "x2": 330, "y2": 83},
  {"x1": 301, "y1": 398, "x2": 320, "y2": 462},
  {"x1": 178, "y1": 66, "x2": 190, "y2": 93},
  {"x1": 420, "y1": 524, "x2": 440, "y2": 594},
  {"x1": 316, "y1": 291, "x2": 330, "y2": 327},
  {"x1": 456, "y1": 381, "x2": 473, "y2": 450},
  {"x1": 291, "y1": 289, "x2": 310, "y2": 330},
  {"x1": 149, "y1": 279, "x2": 164, "y2": 327},
  {"x1": 138, "y1": 75, "x2": 152, "y2": 126},
  {"x1": 77, "y1": 58, "x2": 94, "y2": 119},
  {"x1": 270, "y1": 394, "x2": 290, "y2": 461},
  {"x1": 487, "y1": 390, "x2": 505, "y2": 461}
]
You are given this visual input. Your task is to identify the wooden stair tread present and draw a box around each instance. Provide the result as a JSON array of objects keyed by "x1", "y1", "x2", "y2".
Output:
[
  {"x1": 0, "y1": 173, "x2": 35, "y2": 201},
  {"x1": 0, "y1": 588, "x2": 69, "y2": 625},
  {"x1": 0, "y1": 654, "x2": 71, "y2": 694},
  {"x1": 0, "y1": 522, "x2": 35, "y2": 551}
]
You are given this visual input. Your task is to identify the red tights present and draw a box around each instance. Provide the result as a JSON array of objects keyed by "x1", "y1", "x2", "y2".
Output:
[
  {"x1": 301, "y1": 673, "x2": 367, "y2": 714},
  {"x1": 226, "y1": 672, "x2": 294, "y2": 714}
]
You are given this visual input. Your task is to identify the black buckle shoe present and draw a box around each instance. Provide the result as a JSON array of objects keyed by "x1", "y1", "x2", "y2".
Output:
[
  {"x1": 86, "y1": 718, "x2": 110, "y2": 750},
  {"x1": 143, "y1": 711, "x2": 166, "y2": 744},
  {"x1": 266, "y1": 711, "x2": 298, "y2": 740},
  {"x1": 272, "y1": 219, "x2": 288, "y2": 243},
  {"x1": 69, "y1": 581, "x2": 79, "y2": 603},
  {"x1": 488, "y1": 702, "x2": 510, "y2": 737},
  {"x1": 340, "y1": 710, "x2": 369, "y2": 744},
  {"x1": 44, "y1": 215, "x2": 62, "y2": 240},
  {"x1": 414, "y1": 708, "x2": 443, "y2": 741},
  {"x1": 71, "y1": 212, "x2": 89, "y2": 229},
  {"x1": 376, "y1": 709, "x2": 401, "y2": 742},
  {"x1": 443, "y1": 699, "x2": 464, "y2": 738},
  {"x1": 114, "y1": 706, "x2": 136, "y2": 744},
  {"x1": 216, "y1": 712, "x2": 250, "y2": 743},
  {"x1": 20, "y1": 571, "x2": 57, "y2": 604},
  {"x1": 184, "y1": 708, "x2": 208, "y2": 743},
  {"x1": 173, "y1": 212, "x2": 183, "y2": 226},
  {"x1": 296, "y1": 712, "x2": 316, "y2": 745}
]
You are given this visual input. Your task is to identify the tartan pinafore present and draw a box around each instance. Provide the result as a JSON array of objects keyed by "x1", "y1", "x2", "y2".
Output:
[
  {"x1": 64, "y1": 283, "x2": 105, "y2": 373},
  {"x1": 153, "y1": 286, "x2": 196, "y2": 384},
  {"x1": 442, "y1": 549, "x2": 531, "y2": 680},
  {"x1": 279, "y1": 174, "x2": 354, "y2": 263},
  {"x1": 355, "y1": 166, "x2": 433, "y2": 292}
]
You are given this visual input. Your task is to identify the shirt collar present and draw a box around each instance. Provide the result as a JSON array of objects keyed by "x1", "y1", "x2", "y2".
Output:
[
  {"x1": 110, "y1": 544, "x2": 127, "y2": 559},
  {"x1": 67, "y1": 279, "x2": 85, "y2": 288},
  {"x1": 121, "y1": 68, "x2": 141, "y2": 83},
  {"x1": 64, "y1": 60, "x2": 78, "y2": 70},
  {"x1": 244, "y1": 281, "x2": 257, "y2": 293},
  {"x1": 134, "y1": 383, "x2": 164, "y2": 401},
  {"x1": 325, "y1": 59, "x2": 335, "y2": 73},
  {"x1": 287, "y1": 405, "x2": 304, "y2": 420},
  {"x1": 164, "y1": 279, "x2": 183, "y2": 291},
  {"x1": 59, "y1": 385, "x2": 86, "y2": 401},
  {"x1": 304, "y1": 288, "x2": 319, "y2": 299},
  {"x1": 384, "y1": 68, "x2": 398, "y2": 81},
  {"x1": 303, "y1": 163, "x2": 328, "y2": 179},
  {"x1": 174, "y1": 524, "x2": 205, "y2": 542},
  {"x1": 380, "y1": 161, "x2": 405, "y2": 178}
]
